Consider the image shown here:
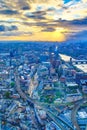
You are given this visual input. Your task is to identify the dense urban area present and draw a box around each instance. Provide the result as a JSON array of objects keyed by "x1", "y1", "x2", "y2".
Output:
[{"x1": 0, "y1": 41, "x2": 87, "y2": 130}]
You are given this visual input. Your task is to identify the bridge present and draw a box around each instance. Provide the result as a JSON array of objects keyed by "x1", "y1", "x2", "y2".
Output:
[{"x1": 72, "y1": 60, "x2": 87, "y2": 65}]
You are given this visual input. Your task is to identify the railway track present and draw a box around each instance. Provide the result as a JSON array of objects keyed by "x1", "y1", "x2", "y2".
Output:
[{"x1": 15, "y1": 71, "x2": 75, "y2": 130}]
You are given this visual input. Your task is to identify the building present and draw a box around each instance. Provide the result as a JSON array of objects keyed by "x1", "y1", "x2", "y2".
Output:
[{"x1": 76, "y1": 72, "x2": 87, "y2": 84}]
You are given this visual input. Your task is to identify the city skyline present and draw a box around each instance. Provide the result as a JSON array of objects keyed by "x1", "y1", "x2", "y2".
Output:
[{"x1": 0, "y1": 0, "x2": 87, "y2": 42}]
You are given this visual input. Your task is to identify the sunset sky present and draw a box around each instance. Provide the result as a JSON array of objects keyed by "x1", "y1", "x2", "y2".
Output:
[{"x1": 0, "y1": 0, "x2": 87, "y2": 42}]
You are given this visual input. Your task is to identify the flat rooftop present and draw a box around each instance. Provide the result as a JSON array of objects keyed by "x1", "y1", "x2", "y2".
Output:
[
  {"x1": 59, "y1": 54, "x2": 75, "y2": 62},
  {"x1": 74, "y1": 64, "x2": 87, "y2": 73},
  {"x1": 78, "y1": 111, "x2": 87, "y2": 119}
]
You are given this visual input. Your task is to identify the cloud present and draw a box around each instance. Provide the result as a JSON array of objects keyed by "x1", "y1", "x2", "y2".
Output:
[
  {"x1": 0, "y1": 25, "x2": 5, "y2": 32},
  {"x1": 21, "y1": 6, "x2": 30, "y2": 10},
  {"x1": 0, "y1": 31, "x2": 32, "y2": 36},
  {"x1": 70, "y1": 17, "x2": 87, "y2": 25},
  {"x1": 47, "y1": 7, "x2": 56, "y2": 11},
  {"x1": 25, "y1": 11, "x2": 46, "y2": 20},
  {"x1": 8, "y1": 25, "x2": 18, "y2": 31},
  {"x1": 82, "y1": 0, "x2": 87, "y2": 3},
  {"x1": 53, "y1": 17, "x2": 87, "y2": 27},
  {"x1": 32, "y1": 11, "x2": 46, "y2": 16},
  {"x1": 73, "y1": 30, "x2": 87, "y2": 38},
  {"x1": 0, "y1": 9, "x2": 18, "y2": 15},
  {"x1": 0, "y1": 25, "x2": 18, "y2": 32},
  {"x1": 67, "y1": 30, "x2": 87, "y2": 41},
  {"x1": 62, "y1": 0, "x2": 87, "y2": 20},
  {"x1": 42, "y1": 27, "x2": 55, "y2": 32},
  {"x1": 0, "y1": 0, "x2": 87, "y2": 42}
]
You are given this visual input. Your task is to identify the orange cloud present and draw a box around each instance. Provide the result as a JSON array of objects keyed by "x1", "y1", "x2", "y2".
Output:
[{"x1": 0, "y1": 31, "x2": 66, "y2": 42}]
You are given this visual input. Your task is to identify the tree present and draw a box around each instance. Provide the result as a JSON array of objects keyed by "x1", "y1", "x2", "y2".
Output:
[
  {"x1": 4, "y1": 91, "x2": 10, "y2": 98},
  {"x1": 10, "y1": 82, "x2": 15, "y2": 87}
]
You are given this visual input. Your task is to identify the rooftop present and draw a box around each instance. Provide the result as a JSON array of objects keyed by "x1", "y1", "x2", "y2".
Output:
[{"x1": 74, "y1": 64, "x2": 87, "y2": 73}]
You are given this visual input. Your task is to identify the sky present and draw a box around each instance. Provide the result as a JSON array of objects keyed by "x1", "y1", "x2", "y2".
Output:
[{"x1": 0, "y1": 0, "x2": 87, "y2": 42}]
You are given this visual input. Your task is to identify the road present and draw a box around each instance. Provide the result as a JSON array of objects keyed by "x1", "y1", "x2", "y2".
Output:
[
  {"x1": 15, "y1": 72, "x2": 42, "y2": 130},
  {"x1": 15, "y1": 73, "x2": 65, "y2": 129},
  {"x1": 47, "y1": 109, "x2": 74, "y2": 130},
  {"x1": 71, "y1": 99, "x2": 87, "y2": 130},
  {"x1": 15, "y1": 70, "x2": 75, "y2": 130},
  {"x1": 47, "y1": 111, "x2": 65, "y2": 130}
]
